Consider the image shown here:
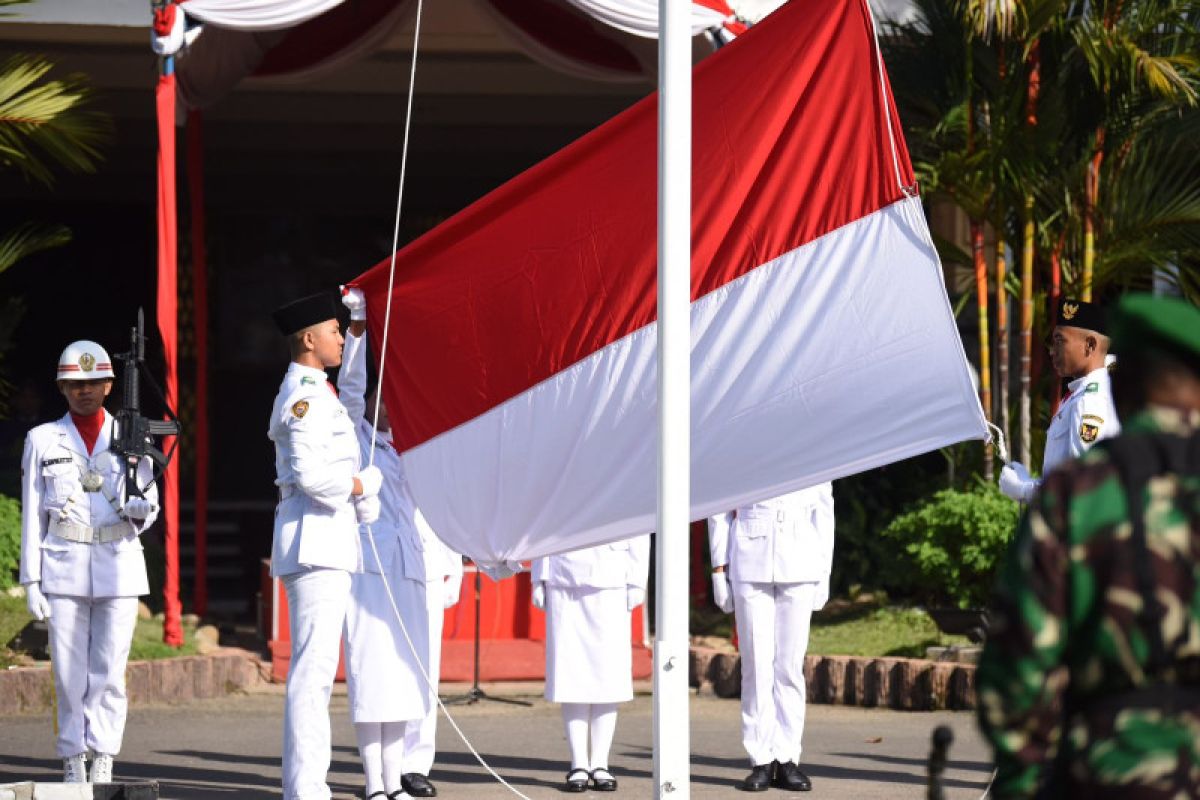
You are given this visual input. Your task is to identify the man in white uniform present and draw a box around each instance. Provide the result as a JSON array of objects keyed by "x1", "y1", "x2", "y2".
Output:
[
  {"x1": 709, "y1": 484, "x2": 835, "y2": 793},
  {"x1": 269, "y1": 291, "x2": 382, "y2": 800},
  {"x1": 20, "y1": 341, "x2": 159, "y2": 783},
  {"x1": 337, "y1": 289, "x2": 462, "y2": 799},
  {"x1": 1000, "y1": 298, "x2": 1120, "y2": 501}
]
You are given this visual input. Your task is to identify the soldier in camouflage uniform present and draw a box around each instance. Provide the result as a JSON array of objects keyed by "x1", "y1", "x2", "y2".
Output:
[{"x1": 976, "y1": 293, "x2": 1200, "y2": 799}]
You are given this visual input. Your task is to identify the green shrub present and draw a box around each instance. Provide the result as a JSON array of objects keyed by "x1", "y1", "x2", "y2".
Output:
[
  {"x1": 0, "y1": 493, "x2": 19, "y2": 590},
  {"x1": 881, "y1": 481, "x2": 1021, "y2": 609}
]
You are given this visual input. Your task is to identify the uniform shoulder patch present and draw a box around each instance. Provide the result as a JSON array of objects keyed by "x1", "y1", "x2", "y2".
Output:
[
  {"x1": 291, "y1": 400, "x2": 310, "y2": 419},
  {"x1": 1079, "y1": 421, "x2": 1100, "y2": 443},
  {"x1": 1085, "y1": 382, "x2": 1099, "y2": 393},
  {"x1": 301, "y1": 376, "x2": 317, "y2": 386}
]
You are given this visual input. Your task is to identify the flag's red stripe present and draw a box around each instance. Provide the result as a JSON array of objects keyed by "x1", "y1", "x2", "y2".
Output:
[{"x1": 356, "y1": 0, "x2": 914, "y2": 452}]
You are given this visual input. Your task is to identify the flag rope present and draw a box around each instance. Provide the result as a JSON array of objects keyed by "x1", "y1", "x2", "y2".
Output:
[
  {"x1": 359, "y1": 0, "x2": 533, "y2": 795},
  {"x1": 865, "y1": 0, "x2": 915, "y2": 197}
]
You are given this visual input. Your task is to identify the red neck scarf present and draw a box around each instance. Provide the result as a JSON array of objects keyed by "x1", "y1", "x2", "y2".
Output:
[{"x1": 70, "y1": 410, "x2": 104, "y2": 455}]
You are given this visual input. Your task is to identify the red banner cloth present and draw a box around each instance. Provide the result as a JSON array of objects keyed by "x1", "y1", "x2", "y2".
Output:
[{"x1": 156, "y1": 70, "x2": 183, "y2": 647}]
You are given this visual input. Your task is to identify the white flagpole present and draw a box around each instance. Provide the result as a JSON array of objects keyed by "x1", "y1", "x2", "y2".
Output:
[{"x1": 654, "y1": 0, "x2": 691, "y2": 797}]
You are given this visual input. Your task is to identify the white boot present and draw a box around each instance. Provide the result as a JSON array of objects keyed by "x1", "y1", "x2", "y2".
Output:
[
  {"x1": 63, "y1": 752, "x2": 88, "y2": 783},
  {"x1": 91, "y1": 753, "x2": 114, "y2": 783}
]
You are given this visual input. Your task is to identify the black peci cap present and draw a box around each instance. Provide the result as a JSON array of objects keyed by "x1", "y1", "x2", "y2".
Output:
[
  {"x1": 1055, "y1": 297, "x2": 1106, "y2": 334},
  {"x1": 272, "y1": 291, "x2": 340, "y2": 336}
]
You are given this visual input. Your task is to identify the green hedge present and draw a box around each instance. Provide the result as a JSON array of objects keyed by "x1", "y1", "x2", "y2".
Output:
[
  {"x1": 881, "y1": 481, "x2": 1021, "y2": 608},
  {"x1": 0, "y1": 493, "x2": 19, "y2": 590}
]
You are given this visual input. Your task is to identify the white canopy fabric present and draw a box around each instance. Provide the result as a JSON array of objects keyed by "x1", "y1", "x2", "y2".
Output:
[
  {"x1": 171, "y1": 0, "x2": 343, "y2": 30},
  {"x1": 152, "y1": 0, "x2": 768, "y2": 106},
  {"x1": 561, "y1": 0, "x2": 732, "y2": 38}
]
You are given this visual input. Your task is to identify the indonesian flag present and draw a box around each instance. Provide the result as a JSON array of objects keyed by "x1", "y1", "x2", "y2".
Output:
[{"x1": 354, "y1": 0, "x2": 987, "y2": 564}]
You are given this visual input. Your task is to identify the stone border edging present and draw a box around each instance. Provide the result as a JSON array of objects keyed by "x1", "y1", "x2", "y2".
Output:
[
  {"x1": 690, "y1": 647, "x2": 976, "y2": 711},
  {"x1": 0, "y1": 647, "x2": 269, "y2": 716}
]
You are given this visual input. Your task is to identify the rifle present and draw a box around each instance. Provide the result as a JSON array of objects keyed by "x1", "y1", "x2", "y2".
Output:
[{"x1": 111, "y1": 308, "x2": 181, "y2": 501}]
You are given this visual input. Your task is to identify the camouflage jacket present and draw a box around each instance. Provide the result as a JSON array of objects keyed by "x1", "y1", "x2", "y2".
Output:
[{"x1": 977, "y1": 405, "x2": 1200, "y2": 799}]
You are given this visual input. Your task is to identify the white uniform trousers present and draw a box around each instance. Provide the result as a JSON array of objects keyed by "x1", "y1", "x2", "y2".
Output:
[
  {"x1": 733, "y1": 581, "x2": 816, "y2": 767},
  {"x1": 282, "y1": 568, "x2": 352, "y2": 800},
  {"x1": 46, "y1": 594, "x2": 139, "y2": 758},
  {"x1": 404, "y1": 576, "x2": 447, "y2": 775}
]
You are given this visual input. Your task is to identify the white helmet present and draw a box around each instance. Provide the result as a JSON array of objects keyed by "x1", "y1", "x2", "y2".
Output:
[{"x1": 57, "y1": 340, "x2": 115, "y2": 381}]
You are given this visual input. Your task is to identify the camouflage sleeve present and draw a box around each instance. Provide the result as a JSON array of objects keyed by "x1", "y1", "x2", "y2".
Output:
[{"x1": 976, "y1": 480, "x2": 1073, "y2": 798}]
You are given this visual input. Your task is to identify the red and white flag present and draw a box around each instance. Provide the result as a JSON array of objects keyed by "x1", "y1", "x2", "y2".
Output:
[{"x1": 354, "y1": 0, "x2": 987, "y2": 564}]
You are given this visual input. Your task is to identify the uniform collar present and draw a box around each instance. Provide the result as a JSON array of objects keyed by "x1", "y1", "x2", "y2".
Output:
[
  {"x1": 287, "y1": 362, "x2": 329, "y2": 383},
  {"x1": 56, "y1": 409, "x2": 111, "y2": 458},
  {"x1": 1067, "y1": 366, "x2": 1110, "y2": 394}
]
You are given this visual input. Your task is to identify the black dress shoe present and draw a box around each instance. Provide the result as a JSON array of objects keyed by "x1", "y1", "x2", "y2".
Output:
[
  {"x1": 365, "y1": 792, "x2": 387, "y2": 800},
  {"x1": 565, "y1": 768, "x2": 590, "y2": 793},
  {"x1": 771, "y1": 761, "x2": 812, "y2": 791},
  {"x1": 739, "y1": 763, "x2": 773, "y2": 792},
  {"x1": 401, "y1": 772, "x2": 438, "y2": 797},
  {"x1": 591, "y1": 767, "x2": 618, "y2": 791}
]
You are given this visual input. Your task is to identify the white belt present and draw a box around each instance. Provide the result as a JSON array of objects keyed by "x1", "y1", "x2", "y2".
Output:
[{"x1": 50, "y1": 518, "x2": 134, "y2": 544}]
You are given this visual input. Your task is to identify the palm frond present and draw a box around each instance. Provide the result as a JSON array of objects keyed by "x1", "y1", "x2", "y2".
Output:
[
  {"x1": 0, "y1": 222, "x2": 71, "y2": 276},
  {"x1": 0, "y1": 54, "x2": 110, "y2": 185}
]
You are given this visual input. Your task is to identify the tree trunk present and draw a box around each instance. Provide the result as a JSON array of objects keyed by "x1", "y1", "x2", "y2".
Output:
[
  {"x1": 1049, "y1": 232, "x2": 1065, "y2": 418},
  {"x1": 1019, "y1": 197, "x2": 1034, "y2": 464},
  {"x1": 972, "y1": 220, "x2": 993, "y2": 480},
  {"x1": 996, "y1": 241, "x2": 1010, "y2": 451},
  {"x1": 1020, "y1": 42, "x2": 1039, "y2": 464},
  {"x1": 1083, "y1": 128, "x2": 1105, "y2": 301}
]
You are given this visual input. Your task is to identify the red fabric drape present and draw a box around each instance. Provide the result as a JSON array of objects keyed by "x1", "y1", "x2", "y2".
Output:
[
  {"x1": 157, "y1": 69, "x2": 183, "y2": 647},
  {"x1": 187, "y1": 109, "x2": 209, "y2": 617}
]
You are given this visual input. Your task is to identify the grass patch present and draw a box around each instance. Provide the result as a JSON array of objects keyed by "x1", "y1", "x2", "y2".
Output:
[
  {"x1": 0, "y1": 593, "x2": 31, "y2": 668},
  {"x1": 693, "y1": 594, "x2": 971, "y2": 659},
  {"x1": 809, "y1": 605, "x2": 970, "y2": 658},
  {"x1": 129, "y1": 616, "x2": 199, "y2": 660},
  {"x1": 0, "y1": 592, "x2": 198, "y2": 664}
]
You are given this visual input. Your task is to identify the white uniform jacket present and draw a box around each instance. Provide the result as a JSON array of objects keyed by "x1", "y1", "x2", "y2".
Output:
[
  {"x1": 269, "y1": 362, "x2": 362, "y2": 577},
  {"x1": 20, "y1": 411, "x2": 158, "y2": 598},
  {"x1": 531, "y1": 535, "x2": 651, "y2": 591},
  {"x1": 708, "y1": 484, "x2": 835, "y2": 586},
  {"x1": 1042, "y1": 366, "x2": 1120, "y2": 475}
]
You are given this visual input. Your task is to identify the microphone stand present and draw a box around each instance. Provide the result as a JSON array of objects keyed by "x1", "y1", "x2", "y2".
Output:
[{"x1": 444, "y1": 568, "x2": 531, "y2": 707}]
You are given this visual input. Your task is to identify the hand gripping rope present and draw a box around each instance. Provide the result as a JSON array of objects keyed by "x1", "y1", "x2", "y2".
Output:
[{"x1": 356, "y1": 1, "x2": 533, "y2": 797}]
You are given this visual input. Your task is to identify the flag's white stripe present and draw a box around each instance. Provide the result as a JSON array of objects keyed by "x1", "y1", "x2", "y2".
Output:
[{"x1": 404, "y1": 197, "x2": 987, "y2": 564}]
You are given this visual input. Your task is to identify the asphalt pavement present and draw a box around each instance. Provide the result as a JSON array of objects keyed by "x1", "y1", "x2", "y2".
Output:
[{"x1": 0, "y1": 683, "x2": 994, "y2": 799}]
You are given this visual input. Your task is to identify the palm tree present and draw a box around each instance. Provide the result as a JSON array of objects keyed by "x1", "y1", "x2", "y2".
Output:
[{"x1": 0, "y1": 41, "x2": 110, "y2": 413}]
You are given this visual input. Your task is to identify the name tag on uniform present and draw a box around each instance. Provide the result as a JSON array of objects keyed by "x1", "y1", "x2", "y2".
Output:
[{"x1": 42, "y1": 457, "x2": 73, "y2": 467}]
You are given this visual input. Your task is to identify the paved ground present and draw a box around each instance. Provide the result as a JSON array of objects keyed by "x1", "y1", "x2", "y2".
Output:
[{"x1": 0, "y1": 683, "x2": 993, "y2": 799}]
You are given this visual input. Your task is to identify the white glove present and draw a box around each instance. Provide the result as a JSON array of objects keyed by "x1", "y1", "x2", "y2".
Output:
[
  {"x1": 999, "y1": 462, "x2": 1037, "y2": 503},
  {"x1": 531, "y1": 582, "x2": 546, "y2": 610},
  {"x1": 355, "y1": 494, "x2": 381, "y2": 525},
  {"x1": 711, "y1": 572, "x2": 734, "y2": 614},
  {"x1": 341, "y1": 286, "x2": 367, "y2": 321},
  {"x1": 356, "y1": 466, "x2": 383, "y2": 498},
  {"x1": 123, "y1": 496, "x2": 156, "y2": 520},
  {"x1": 626, "y1": 585, "x2": 646, "y2": 611},
  {"x1": 25, "y1": 582, "x2": 51, "y2": 621},
  {"x1": 443, "y1": 576, "x2": 461, "y2": 608}
]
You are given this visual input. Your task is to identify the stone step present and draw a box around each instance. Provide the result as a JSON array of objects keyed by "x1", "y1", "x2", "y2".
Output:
[{"x1": 0, "y1": 782, "x2": 159, "y2": 800}]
